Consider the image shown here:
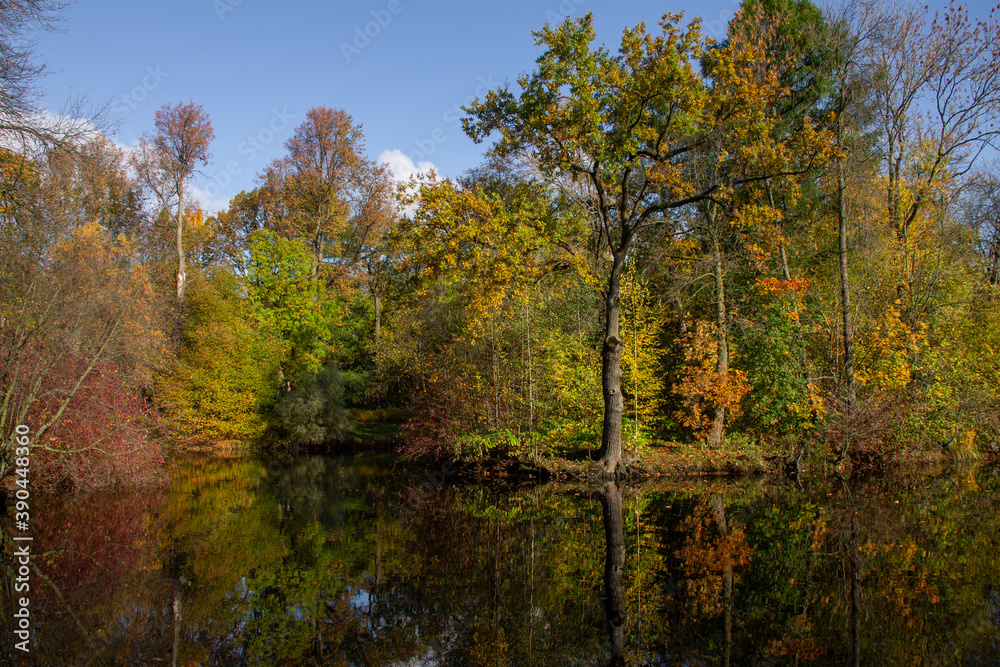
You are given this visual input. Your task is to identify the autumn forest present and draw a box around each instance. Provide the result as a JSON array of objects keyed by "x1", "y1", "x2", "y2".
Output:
[
  {"x1": 3, "y1": 0, "x2": 1000, "y2": 664},
  {"x1": 3, "y1": 0, "x2": 1000, "y2": 485}
]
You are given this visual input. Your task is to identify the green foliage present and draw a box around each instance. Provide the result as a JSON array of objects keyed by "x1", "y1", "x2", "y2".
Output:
[
  {"x1": 246, "y1": 230, "x2": 338, "y2": 381},
  {"x1": 739, "y1": 279, "x2": 816, "y2": 437},
  {"x1": 456, "y1": 429, "x2": 520, "y2": 459},
  {"x1": 732, "y1": 0, "x2": 831, "y2": 116},
  {"x1": 273, "y1": 358, "x2": 355, "y2": 445}
]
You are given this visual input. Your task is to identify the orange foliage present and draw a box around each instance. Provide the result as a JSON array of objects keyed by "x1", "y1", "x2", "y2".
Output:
[
  {"x1": 673, "y1": 324, "x2": 750, "y2": 440},
  {"x1": 755, "y1": 275, "x2": 811, "y2": 299},
  {"x1": 675, "y1": 501, "x2": 753, "y2": 617}
]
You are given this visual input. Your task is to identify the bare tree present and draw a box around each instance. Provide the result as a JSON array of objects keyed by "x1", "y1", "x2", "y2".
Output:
[
  {"x1": 863, "y1": 1, "x2": 1000, "y2": 325},
  {"x1": 0, "y1": 1, "x2": 108, "y2": 153},
  {"x1": 962, "y1": 169, "x2": 1000, "y2": 287},
  {"x1": 822, "y1": 0, "x2": 887, "y2": 464}
]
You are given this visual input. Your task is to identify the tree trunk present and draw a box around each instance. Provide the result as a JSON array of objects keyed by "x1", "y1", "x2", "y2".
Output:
[
  {"x1": 988, "y1": 239, "x2": 999, "y2": 287},
  {"x1": 525, "y1": 295, "x2": 534, "y2": 454},
  {"x1": 710, "y1": 219, "x2": 728, "y2": 449},
  {"x1": 850, "y1": 509, "x2": 862, "y2": 667},
  {"x1": 175, "y1": 185, "x2": 186, "y2": 310},
  {"x1": 170, "y1": 543, "x2": 183, "y2": 667},
  {"x1": 630, "y1": 269, "x2": 639, "y2": 437},
  {"x1": 676, "y1": 296, "x2": 687, "y2": 334},
  {"x1": 597, "y1": 254, "x2": 626, "y2": 476},
  {"x1": 836, "y1": 112, "x2": 856, "y2": 465},
  {"x1": 491, "y1": 319, "x2": 500, "y2": 430}
]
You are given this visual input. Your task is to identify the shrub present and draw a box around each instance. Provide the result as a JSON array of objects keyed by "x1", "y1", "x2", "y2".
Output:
[{"x1": 273, "y1": 359, "x2": 355, "y2": 445}]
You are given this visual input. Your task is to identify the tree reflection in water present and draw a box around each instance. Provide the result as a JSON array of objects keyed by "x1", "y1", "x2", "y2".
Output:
[
  {"x1": 1, "y1": 454, "x2": 998, "y2": 665},
  {"x1": 596, "y1": 479, "x2": 626, "y2": 665}
]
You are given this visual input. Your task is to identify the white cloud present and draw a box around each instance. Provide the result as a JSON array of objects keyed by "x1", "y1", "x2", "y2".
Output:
[
  {"x1": 187, "y1": 182, "x2": 230, "y2": 216},
  {"x1": 0, "y1": 110, "x2": 100, "y2": 154},
  {"x1": 378, "y1": 148, "x2": 437, "y2": 182}
]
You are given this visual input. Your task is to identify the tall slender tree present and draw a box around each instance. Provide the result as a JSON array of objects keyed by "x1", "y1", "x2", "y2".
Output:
[
  {"x1": 133, "y1": 102, "x2": 214, "y2": 313},
  {"x1": 822, "y1": 2, "x2": 888, "y2": 463}
]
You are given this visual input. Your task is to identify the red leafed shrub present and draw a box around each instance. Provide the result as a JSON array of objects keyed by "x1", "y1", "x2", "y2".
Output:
[
  {"x1": 30, "y1": 356, "x2": 165, "y2": 491},
  {"x1": 2, "y1": 220, "x2": 168, "y2": 491}
]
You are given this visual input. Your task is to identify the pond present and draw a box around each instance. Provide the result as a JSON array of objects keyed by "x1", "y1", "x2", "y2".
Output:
[{"x1": 2, "y1": 453, "x2": 999, "y2": 665}]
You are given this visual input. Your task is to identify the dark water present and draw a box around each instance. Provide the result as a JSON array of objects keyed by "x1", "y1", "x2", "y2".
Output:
[{"x1": 2, "y1": 453, "x2": 999, "y2": 666}]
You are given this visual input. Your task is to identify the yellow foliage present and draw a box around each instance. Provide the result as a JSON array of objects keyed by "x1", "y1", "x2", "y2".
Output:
[
  {"x1": 620, "y1": 267, "x2": 665, "y2": 433},
  {"x1": 855, "y1": 303, "x2": 926, "y2": 393},
  {"x1": 51, "y1": 221, "x2": 167, "y2": 384}
]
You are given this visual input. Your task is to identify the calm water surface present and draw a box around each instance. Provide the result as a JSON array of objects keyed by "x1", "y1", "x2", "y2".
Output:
[{"x1": 2, "y1": 453, "x2": 998, "y2": 665}]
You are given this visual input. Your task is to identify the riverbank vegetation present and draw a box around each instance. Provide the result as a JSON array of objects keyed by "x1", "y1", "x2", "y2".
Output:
[{"x1": 3, "y1": 0, "x2": 1000, "y2": 490}]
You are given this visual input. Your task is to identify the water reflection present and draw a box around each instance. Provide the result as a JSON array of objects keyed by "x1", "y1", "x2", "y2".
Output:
[
  {"x1": 1, "y1": 454, "x2": 998, "y2": 665},
  {"x1": 596, "y1": 480, "x2": 625, "y2": 665}
]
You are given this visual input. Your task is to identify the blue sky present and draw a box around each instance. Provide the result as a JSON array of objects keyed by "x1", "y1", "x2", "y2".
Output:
[{"x1": 32, "y1": 0, "x2": 991, "y2": 212}]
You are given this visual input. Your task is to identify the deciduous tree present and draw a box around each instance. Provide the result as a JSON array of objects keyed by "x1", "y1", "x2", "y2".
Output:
[
  {"x1": 259, "y1": 107, "x2": 394, "y2": 288},
  {"x1": 464, "y1": 11, "x2": 831, "y2": 471},
  {"x1": 133, "y1": 102, "x2": 214, "y2": 312}
]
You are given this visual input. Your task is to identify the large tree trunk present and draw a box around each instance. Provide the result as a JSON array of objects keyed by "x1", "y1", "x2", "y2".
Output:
[
  {"x1": 597, "y1": 254, "x2": 626, "y2": 476},
  {"x1": 836, "y1": 112, "x2": 856, "y2": 465},
  {"x1": 709, "y1": 219, "x2": 728, "y2": 449}
]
